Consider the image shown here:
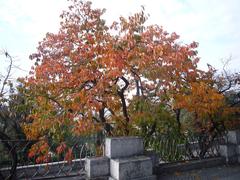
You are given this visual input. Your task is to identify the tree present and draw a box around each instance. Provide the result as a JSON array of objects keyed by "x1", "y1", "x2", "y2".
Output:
[
  {"x1": 22, "y1": 0, "x2": 202, "y2": 139},
  {"x1": 0, "y1": 51, "x2": 23, "y2": 138},
  {"x1": 213, "y1": 60, "x2": 240, "y2": 129},
  {"x1": 21, "y1": 0, "x2": 240, "y2": 158}
]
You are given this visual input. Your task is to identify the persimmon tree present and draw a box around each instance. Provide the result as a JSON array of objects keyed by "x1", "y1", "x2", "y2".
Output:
[
  {"x1": 21, "y1": 0, "x2": 239, "y2": 159},
  {"x1": 22, "y1": 0, "x2": 198, "y2": 137}
]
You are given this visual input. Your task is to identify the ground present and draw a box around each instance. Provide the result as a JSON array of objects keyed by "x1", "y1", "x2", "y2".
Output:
[{"x1": 159, "y1": 164, "x2": 240, "y2": 180}]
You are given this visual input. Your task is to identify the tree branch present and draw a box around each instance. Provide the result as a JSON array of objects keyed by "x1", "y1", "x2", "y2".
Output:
[
  {"x1": 117, "y1": 76, "x2": 130, "y2": 134},
  {"x1": 0, "y1": 51, "x2": 13, "y2": 96}
]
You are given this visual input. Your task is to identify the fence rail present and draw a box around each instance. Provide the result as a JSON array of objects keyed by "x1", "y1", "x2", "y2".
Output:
[
  {"x1": 147, "y1": 132, "x2": 226, "y2": 163},
  {"x1": 0, "y1": 135, "x2": 103, "y2": 179}
]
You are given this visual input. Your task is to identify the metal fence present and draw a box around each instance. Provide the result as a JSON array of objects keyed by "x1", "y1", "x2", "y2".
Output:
[
  {"x1": 147, "y1": 132, "x2": 226, "y2": 163},
  {"x1": 1, "y1": 131, "x2": 227, "y2": 179},
  {"x1": 0, "y1": 135, "x2": 103, "y2": 180}
]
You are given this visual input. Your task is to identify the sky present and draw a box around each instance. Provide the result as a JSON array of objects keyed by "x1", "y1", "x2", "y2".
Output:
[{"x1": 0, "y1": 0, "x2": 240, "y2": 81}]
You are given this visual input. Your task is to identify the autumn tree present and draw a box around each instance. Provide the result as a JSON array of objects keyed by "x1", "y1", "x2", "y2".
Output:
[
  {"x1": 22, "y1": 0, "x2": 196, "y2": 137},
  {"x1": 21, "y1": 0, "x2": 240, "y2": 158}
]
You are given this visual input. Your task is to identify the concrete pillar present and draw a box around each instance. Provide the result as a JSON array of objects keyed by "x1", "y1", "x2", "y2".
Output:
[
  {"x1": 219, "y1": 144, "x2": 237, "y2": 164},
  {"x1": 237, "y1": 145, "x2": 240, "y2": 163},
  {"x1": 85, "y1": 157, "x2": 109, "y2": 179},
  {"x1": 105, "y1": 136, "x2": 144, "y2": 158},
  {"x1": 219, "y1": 130, "x2": 240, "y2": 164},
  {"x1": 110, "y1": 156, "x2": 153, "y2": 180},
  {"x1": 227, "y1": 130, "x2": 240, "y2": 144},
  {"x1": 85, "y1": 136, "x2": 156, "y2": 180}
]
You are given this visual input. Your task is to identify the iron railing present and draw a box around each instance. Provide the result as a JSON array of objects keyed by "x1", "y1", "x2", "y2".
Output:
[
  {"x1": 1, "y1": 131, "x2": 228, "y2": 179},
  {"x1": 0, "y1": 134, "x2": 104, "y2": 179},
  {"x1": 147, "y1": 132, "x2": 226, "y2": 163}
]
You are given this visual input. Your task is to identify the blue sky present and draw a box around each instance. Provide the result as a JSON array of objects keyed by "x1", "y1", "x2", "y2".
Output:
[{"x1": 0, "y1": 0, "x2": 240, "y2": 80}]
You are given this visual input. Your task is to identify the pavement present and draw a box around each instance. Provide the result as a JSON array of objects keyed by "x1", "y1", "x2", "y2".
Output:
[{"x1": 159, "y1": 164, "x2": 240, "y2": 180}]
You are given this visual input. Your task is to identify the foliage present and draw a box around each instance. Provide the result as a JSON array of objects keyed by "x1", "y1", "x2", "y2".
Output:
[
  {"x1": 19, "y1": 0, "x2": 240, "y2": 159},
  {"x1": 23, "y1": 0, "x2": 201, "y2": 137},
  {"x1": 127, "y1": 97, "x2": 178, "y2": 144},
  {"x1": 0, "y1": 51, "x2": 31, "y2": 140},
  {"x1": 0, "y1": 91, "x2": 29, "y2": 140},
  {"x1": 215, "y1": 67, "x2": 240, "y2": 129}
]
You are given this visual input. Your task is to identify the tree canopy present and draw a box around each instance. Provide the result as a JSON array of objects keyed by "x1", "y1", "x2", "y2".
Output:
[{"x1": 21, "y1": 0, "x2": 240, "y2": 151}]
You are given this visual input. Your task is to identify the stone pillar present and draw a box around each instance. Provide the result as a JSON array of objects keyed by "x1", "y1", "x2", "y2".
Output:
[
  {"x1": 227, "y1": 130, "x2": 240, "y2": 144},
  {"x1": 219, "y1": 144, "x2": 237, "y2": 164},
  {"x1": 237, "y1": 145, "x2": 240, "y2": 163},
  {"x1": 85, "y1": 136, "x2": 156, "y2": 180},
  {"x1": 105, "y1": 137, "x2": 144, "y2": 158},
  {"x1": 219, "y1": 130, "x2": 240, "y2": 164},
  {"x1": 85, "y1": 157, "x2": 110, "y2": 179}
]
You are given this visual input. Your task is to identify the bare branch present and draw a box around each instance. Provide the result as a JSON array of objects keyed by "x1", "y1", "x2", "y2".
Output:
[
  {"x1": 219, "y1": 58, "x2": 233, "y2": 93},
  {"x1": 0, "y1": 50, "x2": 13, "y2": 96}
]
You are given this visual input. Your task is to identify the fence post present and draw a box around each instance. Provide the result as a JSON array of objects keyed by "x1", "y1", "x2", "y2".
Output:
[
  {"x1": 219, "y1": 130, "x2": 240, "y2": 164},
  {"x1": 85, "y1": 136, "x2": 156, "y2": 180}
]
